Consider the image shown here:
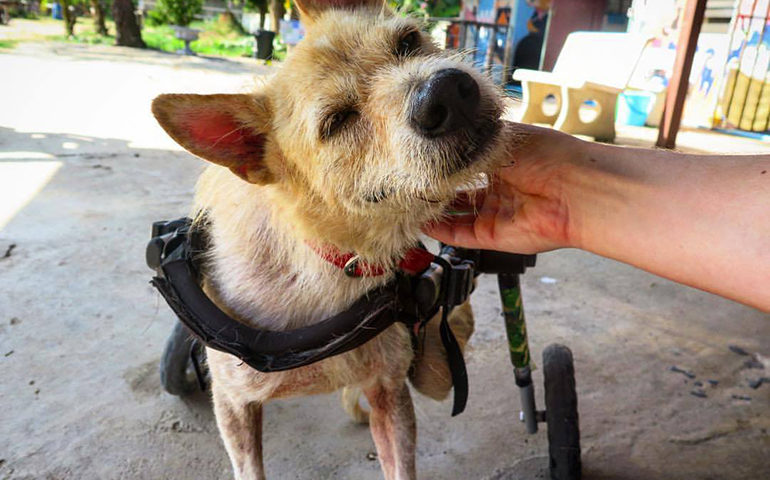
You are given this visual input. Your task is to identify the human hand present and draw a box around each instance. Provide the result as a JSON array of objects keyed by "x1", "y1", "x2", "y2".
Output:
[{"x1": 425, "y1": 125, "x2": 583, "y2": 254}]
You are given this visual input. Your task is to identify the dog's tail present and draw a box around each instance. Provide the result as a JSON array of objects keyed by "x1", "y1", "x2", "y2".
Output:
[{"x1": 341, "y1": 386, "x2": 369, "y2": 424}]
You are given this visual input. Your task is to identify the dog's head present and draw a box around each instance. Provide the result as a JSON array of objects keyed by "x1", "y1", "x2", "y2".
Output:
[{"x1": 153, "y1": 0, "x2": 507, "y2": 260}]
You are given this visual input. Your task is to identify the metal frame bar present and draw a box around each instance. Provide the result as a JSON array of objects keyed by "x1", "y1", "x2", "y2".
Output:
[
  {"x1": 656, "y1": 0, "x2": 708, "y2": 148},
  {"x1": 430, "y1": 17, "x2": 514, "y2": 77},
  {"x1": 497, "y1": 272, "x2": 538, "y2": 434}
]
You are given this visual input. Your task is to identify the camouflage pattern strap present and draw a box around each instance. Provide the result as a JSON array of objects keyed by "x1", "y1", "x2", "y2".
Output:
[{"x1": 498, "y1": 273, "x2": 531, "y2": 369}]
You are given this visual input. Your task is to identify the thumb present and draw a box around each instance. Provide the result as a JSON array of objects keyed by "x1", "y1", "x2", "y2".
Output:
[{"x1": 422, "y1": 216, "x2": 487, "y2": 250}]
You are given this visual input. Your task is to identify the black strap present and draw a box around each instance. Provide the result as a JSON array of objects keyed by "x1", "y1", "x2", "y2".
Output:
[
  {"x1": 439, "y1": 308, "x2": 468, "y2": 416},
  {"x1": 434, "y1": 255, "x2": 469, "y2": 416},
  {"x1": 151, "y1": 243, "x2": 403, "y2": 373},
  {"x1": 148, "y1": 217, "x2": 469, "y2": 415}
]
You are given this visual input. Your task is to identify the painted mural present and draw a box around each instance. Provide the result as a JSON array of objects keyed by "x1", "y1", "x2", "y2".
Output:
[{"x1": 716, "y1": 0, "x2": 770, "y2": 132}]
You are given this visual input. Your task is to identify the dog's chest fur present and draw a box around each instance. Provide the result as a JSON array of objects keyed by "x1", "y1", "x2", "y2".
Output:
[{"x1": 195, "y1": 166, "x2": 414, "y2": 400}]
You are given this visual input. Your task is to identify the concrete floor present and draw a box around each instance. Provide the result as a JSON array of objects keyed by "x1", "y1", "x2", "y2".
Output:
[{"x1": 1, "y1": 34, "x2": 769, "y2": 480}]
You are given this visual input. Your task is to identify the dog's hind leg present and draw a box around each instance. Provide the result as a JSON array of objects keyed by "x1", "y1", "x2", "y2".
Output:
[
  {"x1": 212, "y1": 384, "x2": 265, "y2": 480},
  {"x1": 364, "y1": 382, "x2": 416, "y2": 480},
  {"x1": 409, "y1": 301, "x2": 474, "y2": 400},
  {"x1": 341, "y1": 386, "x2": 369, "y2": 424}
]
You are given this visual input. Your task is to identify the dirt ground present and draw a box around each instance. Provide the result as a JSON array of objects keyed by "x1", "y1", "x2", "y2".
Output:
[{"x1": 1, "y1": 30, "x2": 769, "y2": 480}]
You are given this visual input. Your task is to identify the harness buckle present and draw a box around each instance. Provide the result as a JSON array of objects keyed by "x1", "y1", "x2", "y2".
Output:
[
  {"x1": 413, "y1": 247, "x2": 476, "y2": 318},
  {"x1": 343, "y1": 255, "x2": 361, "y2": 277},
  {"x1": 146, "y1": 218, "x2": 192, "y2": 272}
]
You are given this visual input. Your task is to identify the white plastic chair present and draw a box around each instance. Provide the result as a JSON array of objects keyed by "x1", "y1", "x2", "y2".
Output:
[{"x1": 512, "y1": 32, "x2": 650, "y2": 141}]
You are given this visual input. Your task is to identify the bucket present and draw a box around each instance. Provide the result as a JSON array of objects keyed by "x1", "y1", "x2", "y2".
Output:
[
  {"x1": 51, "y1": 3, "x2": 63, "y2": 20},
  {"x1": 616, "y1": 91, "x2": 655, "y2": 126},
  {"x1": 254, "y1": 30, "x2": 276, "y2": 60}
]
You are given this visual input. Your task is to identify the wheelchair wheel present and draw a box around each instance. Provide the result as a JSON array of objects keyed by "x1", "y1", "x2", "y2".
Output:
[
  {"x1": 160, "y1": 321, "x2": 204, "y2": 396},
  {"x1": 543, "y1": 343, "x2": 581, "y2": 480}
]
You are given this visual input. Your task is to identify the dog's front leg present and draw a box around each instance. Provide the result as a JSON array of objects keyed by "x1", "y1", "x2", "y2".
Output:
[
  {"x1": 364, "y1": 382, "x2": 416, "y2": 480},
  {"x1": 212, "y1": 384, "x2": 265, "y2": 480}
]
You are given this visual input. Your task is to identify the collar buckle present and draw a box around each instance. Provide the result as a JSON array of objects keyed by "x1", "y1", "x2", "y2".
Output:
[{"x1": 343, "y1": 255, "x2": 361, "y2": 277}]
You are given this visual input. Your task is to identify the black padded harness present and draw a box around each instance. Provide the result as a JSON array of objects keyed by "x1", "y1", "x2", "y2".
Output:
[{"x1": 147, "y1": 217, "x2": 472, "y2": 415}]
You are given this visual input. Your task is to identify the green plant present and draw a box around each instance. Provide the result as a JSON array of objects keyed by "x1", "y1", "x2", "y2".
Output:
[
  {"x1": 144, "y1": 8, "x2": 168, "y2": 27},
  {"x1": 155, "y1": 0, "x2": 203, "y2": 26},
  {"x1": 0, "y1": 39, "x2": 19, "y2": 50},
  {"x1": 143, "y1": 24, "x2": 185, "y2": 50},
  {"x1": 391, "y1": 0, "x2": 460, "y2": 18}
]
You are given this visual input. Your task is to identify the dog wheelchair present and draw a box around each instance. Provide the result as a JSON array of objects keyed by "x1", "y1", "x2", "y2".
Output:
[{"x1": 148, "y1": 220, "x2": 581, "y2": 480}]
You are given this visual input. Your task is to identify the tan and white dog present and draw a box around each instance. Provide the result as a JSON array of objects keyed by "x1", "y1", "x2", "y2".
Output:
[{"x1": 152, "y1": 0, "x2": 514, "y2": 478}]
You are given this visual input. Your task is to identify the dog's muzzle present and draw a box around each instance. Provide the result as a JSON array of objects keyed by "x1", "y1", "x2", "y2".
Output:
[{"x1": 410, "y1": 68, "x2": 481, "y2": 138}]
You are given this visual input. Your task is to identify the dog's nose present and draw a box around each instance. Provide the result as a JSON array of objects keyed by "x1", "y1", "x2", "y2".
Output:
[{"x1": 410, "y1": 69, "x2": 481, "y2": 137}]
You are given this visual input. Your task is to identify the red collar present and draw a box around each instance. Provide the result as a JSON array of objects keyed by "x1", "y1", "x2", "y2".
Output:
[{"x1": 311, "y1": 244, "x2": 435, "y2": 278}]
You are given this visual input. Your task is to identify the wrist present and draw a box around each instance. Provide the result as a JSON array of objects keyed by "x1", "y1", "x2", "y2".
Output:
[{"x1": 556, "y1": 139, "x2": 636, "y2": 252}]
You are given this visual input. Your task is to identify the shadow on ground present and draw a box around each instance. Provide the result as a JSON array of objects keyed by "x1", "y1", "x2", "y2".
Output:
[{"x1": 10, "y1": 41, "x2": 272, "y2": 76}]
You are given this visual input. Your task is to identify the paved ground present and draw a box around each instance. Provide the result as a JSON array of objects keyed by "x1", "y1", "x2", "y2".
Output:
[{"x1": 1, "y1": 31, "x2": 769, "y2": 480}]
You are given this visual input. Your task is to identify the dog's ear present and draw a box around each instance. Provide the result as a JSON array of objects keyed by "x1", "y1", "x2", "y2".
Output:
[
  {"x1": 152, "y1": 93, "x2": 274, "y2": 185},
  {"x1": 295, "y1": 0, "x2": 385, "y2": 23}
]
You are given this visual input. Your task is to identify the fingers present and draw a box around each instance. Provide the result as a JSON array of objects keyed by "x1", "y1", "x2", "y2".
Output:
[
  {"x1": 423, "y1": 188, "x2": 500, "y2": 250},
  {"x1": 444, "y1": 189, "x2": 487, "y2": 214},
  {"x1": 422, "y1": 218, "x2": 487, "y2": 250}
]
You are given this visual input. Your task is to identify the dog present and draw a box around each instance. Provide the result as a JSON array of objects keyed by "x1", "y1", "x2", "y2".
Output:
[{"x1": 151, "y1": 0, "x2": 514, "y2": 478}]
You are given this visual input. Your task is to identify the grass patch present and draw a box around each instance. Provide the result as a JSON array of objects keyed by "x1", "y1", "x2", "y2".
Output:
[
  {"x1": 142, "y1": 18, "x2": 255, "y2": 57},
  {"x1": 142, "y1": 25, "x2": 186, "y2": 52},
  {"x1": 49, "y1": 31, "x2": 116, "y2": 46},
  {"x1": 0, "y1": 39, "x2": 19, "y2": 50},
  {"x1": 33, "y1": 16, "x2": 270, "y2": 59},
  {"x1": 143, "y1": 22, "x2": 255, "y2": 57}
]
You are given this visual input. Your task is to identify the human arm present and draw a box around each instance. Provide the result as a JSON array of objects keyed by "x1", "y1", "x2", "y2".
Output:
[{"x1": 426, "y1": 124, "x2": 770, "y2": 312}]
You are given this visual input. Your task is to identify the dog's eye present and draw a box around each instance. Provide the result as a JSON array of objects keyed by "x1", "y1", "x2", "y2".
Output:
[
  {"x1": 396, "y1": 30, "x2": 420, "y2": 57},
  {"x1": 322, "y1": 109, "x2": 358, "y2": 140}
]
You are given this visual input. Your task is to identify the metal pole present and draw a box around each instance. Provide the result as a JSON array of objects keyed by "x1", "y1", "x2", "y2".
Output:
[
  {"x1": 656, "y1": 0, "x2": 707, "y2": 148},
  {"x1": 502, "y1": 4, "x2": 519, "y2": 83},
  {"x1": 498, "y1": 272, "x2": 538, "y2": 434},
  {"x1": 484, "y1": 22, "x2": 499, "y2": 74}
]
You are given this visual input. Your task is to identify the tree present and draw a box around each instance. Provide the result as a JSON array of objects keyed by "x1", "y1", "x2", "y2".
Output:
[
  {"x1": 60, "y1": 0, "x2": 77, "y2": 37},
  {"x1": 252, "y1": 0, "x2": 268, "y2": 30},
  {"x1": 113, "y1": 0, "x2": 146, "y2": 47},
  {"x1": 239, "y1": 0, "x2": 268, "y2": 30},
  {"x1": 270, "y1": 0, "x2": 284, "y2": 32},
  {"x1": 219, "y1": 1, "x2": 248, "y2": 36},
  {"x1": 91, "y1": 0, "x2": 108, "y2": 36}
]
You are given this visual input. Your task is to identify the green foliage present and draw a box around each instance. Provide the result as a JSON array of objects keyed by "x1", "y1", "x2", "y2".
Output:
[
  {"x1": 142, "y1": 21, "x2": 255, "y2": 57},
  {"x1": 430, "y1": 0, "x2": 461, "y2": 18},
  {"x1": 142, "y1": 24, "x2": 185, "y2": 50},
  {"x1": 0, "y1": 39, "x2": 19, "y2": 50},
  {"x1": 194, "y1": 31, "x2": 254, "y2": 56},
  {"x1": 144, "y1": 8, "x2": 169, "y2": 27},
  {"x1": 391, "y1": 0, "x2": 460, "y2": 18},
  {"x1": 155, "y1": 0, "x2": 203, "y2": 26}
]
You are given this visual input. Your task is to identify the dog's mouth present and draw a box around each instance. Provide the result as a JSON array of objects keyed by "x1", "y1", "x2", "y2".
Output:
[
  {"x1": 362, "y1": 118, "x2": 501, "y2": 205},
  {"x1": 448, "y1": 118, "x2": 500, "y2": 175}
]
